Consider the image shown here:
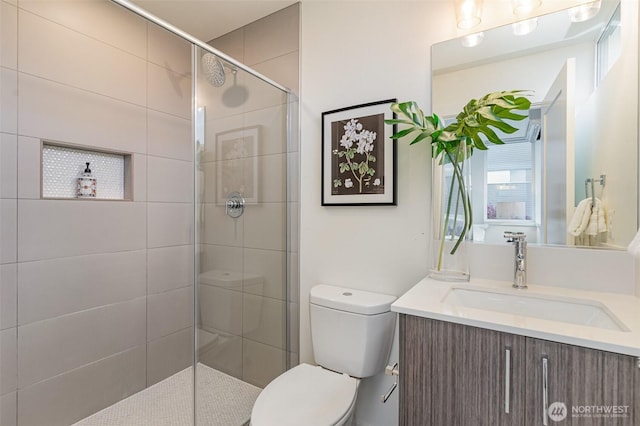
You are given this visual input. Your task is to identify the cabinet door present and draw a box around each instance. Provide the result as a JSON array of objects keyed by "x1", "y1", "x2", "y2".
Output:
[
  {"x1": 525, "y1": 338, "x2": 637, "y2": 426},
  {"x1": 399, "y1": 314, "x2": 433, "y2": 426},
  {"x1": 400, "y1": 315, "x2": 525, "y2": 426}
]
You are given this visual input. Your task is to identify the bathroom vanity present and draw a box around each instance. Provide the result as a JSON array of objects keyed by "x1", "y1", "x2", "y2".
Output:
[{"x1": 392, "y1": 277, "x2": 640, "y2": 426}]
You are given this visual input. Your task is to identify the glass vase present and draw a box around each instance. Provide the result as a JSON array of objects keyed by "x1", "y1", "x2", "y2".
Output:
[{"x1": 429, "y1": 143, "x2": 472, "y2": 281}]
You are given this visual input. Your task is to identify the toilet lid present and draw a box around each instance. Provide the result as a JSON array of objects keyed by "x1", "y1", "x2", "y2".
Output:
[{"x1": 251, "y1": 363, "x2": 358, "y2": 426}]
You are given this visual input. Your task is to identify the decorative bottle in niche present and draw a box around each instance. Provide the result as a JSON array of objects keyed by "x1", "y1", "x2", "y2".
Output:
[{"x1": 76, "y1": 162, "x2": 96, "y2": 198}]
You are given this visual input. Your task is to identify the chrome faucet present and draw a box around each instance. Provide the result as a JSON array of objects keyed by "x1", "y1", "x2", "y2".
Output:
[{"x1": 504, "y1": 232, "x2": 527, "y2": 289}]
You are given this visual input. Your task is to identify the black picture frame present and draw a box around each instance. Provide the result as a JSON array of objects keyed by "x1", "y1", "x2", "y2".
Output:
[{"x1": 321, "y1": 99, "x2": 397, "y2": 206}]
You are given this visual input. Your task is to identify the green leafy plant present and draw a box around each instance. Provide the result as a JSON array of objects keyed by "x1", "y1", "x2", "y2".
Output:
[{"x1": 385, "y1": 91, "x2": 531, "y2": 271}]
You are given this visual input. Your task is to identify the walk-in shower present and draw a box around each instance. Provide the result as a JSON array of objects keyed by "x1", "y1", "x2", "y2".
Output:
[{"x1": 0, "y1": 0, "x2": 299, "y2": 425}]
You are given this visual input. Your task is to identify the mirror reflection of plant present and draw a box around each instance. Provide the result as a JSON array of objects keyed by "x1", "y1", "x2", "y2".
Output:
[
  {"x1": 385, "y1": 91, "x2": 531, "y2": 271},
  {"x1": 333, "y1": 118, "x2": 378, "y2": 193}
]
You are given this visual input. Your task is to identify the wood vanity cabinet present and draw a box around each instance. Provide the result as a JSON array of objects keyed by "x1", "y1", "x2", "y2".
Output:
[
  {"x1": 524, "y1": 338, "x2": 637, "y2": 426},
  {"x1": 399, "y1": 314, "x2": 639, "y2": 426}
]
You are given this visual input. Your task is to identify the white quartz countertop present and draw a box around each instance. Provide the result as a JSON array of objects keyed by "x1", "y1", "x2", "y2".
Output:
[{"x1": 391, "y1": 276, "x2": 640, "y2": 357}]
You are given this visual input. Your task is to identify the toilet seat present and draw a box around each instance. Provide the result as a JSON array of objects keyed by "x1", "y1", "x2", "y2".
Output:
[{"x1": 250, "y1": 363, "x2": 358, "y2": 426}]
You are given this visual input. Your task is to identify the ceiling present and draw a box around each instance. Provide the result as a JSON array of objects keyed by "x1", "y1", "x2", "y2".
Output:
[{"x1": 129, "y1": 0, "x2": 297, "y2": 42}]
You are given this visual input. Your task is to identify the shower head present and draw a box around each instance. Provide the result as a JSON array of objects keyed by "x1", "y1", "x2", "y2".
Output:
[{"x1": 201, "y1": 53, "x2": 226, "y2": 87}]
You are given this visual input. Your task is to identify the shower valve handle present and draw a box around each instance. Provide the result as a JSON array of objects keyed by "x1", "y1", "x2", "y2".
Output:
[{"x1": 225, "y1": 192, "x2": 245, "y2": 219}]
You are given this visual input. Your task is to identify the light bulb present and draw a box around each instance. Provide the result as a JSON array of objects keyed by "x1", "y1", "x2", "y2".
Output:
[
  {"x1": 460, "y1": 32, "x2": 485, "y2": 47},
  {"x1": 568, "y1": 0, "x2": 602, "y2": 23},
  {"x1": 512, "y1": 18, "x2": 538, "y2": 35},
  {"x1": 512, "y1": 0, "x2": 542, "y2": 16},
  {"x1": 454, "y1": 0, "x2": 484, "y2": 29}
]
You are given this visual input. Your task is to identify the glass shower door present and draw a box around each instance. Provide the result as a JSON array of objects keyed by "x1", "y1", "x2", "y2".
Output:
[{"x1": 194, "y1": 45, "x2": 293, "y2": 425}]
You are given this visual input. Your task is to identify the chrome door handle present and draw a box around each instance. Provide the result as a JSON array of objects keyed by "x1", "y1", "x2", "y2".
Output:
[
  {"x1": 505, "y1": 346, "x2": 511, "y2": 414},
  {"x1": 542, "y1": 355, "x2": 548, "y2": 426}
]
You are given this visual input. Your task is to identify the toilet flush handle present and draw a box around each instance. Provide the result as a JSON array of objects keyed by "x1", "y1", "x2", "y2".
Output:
[{"x1": 381, "y1": 362, "x2": 399, "y2": 403}]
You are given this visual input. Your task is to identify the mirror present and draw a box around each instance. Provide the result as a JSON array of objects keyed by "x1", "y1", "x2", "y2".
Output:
[{"x1": 432, "y1": 0, "x2": 638, "y2": 249}]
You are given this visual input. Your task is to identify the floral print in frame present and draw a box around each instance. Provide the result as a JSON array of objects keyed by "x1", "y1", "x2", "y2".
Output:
[{"x1": 321, "y1": 99, "x2": 397, "y2": 205}]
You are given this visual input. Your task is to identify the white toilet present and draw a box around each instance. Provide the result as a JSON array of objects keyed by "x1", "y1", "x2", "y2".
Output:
[{"x1": 250, "y1": 284, "x2": 397, "y2": 426}]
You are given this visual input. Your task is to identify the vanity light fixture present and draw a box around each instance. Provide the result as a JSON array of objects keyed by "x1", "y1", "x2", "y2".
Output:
[
  {"x1": 511, "y1": 0, "x2": 541, "y2": 35},
  {"x1": 460, "y1": 32, "x2": 484, "y2": 47},
  {"x1": 568, "y1": 0, "x2": 602, "y2": 22},
  {"x1": 512, "y1": 17, "x2": 539, "y2": 35},
  {"x1": 511, "y1": 0, "x2": 542, "y2": 16},
  {"x1": 454, "y1": 0, "x2": 484, "y2": 29}
]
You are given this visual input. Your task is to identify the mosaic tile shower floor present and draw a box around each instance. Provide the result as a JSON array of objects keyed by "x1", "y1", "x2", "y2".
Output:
[{"x1": 73, "y1": 363, "x2": 261, "y2": 426}]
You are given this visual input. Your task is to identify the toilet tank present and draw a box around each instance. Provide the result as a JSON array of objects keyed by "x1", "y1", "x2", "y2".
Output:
[{"x1": 310, "y1": 285, "x2": 397, "y2": 378}]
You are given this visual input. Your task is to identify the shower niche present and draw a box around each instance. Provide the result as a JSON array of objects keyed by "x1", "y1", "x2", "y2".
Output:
[{"x1": 41, "y1": 142, "x2": 133, "y2": 200}]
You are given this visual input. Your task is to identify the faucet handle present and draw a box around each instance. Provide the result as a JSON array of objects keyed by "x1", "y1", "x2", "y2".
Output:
[{"x1": 504, "y1": 231, "x2": 526, "y2": 243}]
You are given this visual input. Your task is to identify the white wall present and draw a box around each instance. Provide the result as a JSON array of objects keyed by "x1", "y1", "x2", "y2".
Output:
[
  {"x1": 300, "y1": 2, "x2": 454, "y2": 425},
  {"x1": 580, "y1": 0, "x2": 639, "y2": 248},
  {"x1": 300, "y1": 1, "x2": 639, "y2": 425},
  {"x1": 433, "y1": 42, "x2": 595, "y2": 114}
]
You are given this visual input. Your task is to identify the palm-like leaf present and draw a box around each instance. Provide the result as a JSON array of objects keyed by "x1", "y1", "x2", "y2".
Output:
[{"x1": 384, "y1": 90, "x2": 532, "y2": 263}]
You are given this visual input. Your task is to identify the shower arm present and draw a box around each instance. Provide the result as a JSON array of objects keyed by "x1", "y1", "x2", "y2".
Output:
[{"x1": 110, "y1": 0, "x2": 290, "y2": 94}]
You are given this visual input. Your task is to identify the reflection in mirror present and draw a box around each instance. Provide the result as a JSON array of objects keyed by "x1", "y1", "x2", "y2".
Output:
[{"x1": 432, "y1": 0, "x2": 638, "y2": 249}]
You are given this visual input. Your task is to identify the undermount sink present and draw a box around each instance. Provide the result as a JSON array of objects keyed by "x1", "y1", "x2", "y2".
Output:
[{"x1": 442, "y1": 287, "x2": 629, "y2": 332}]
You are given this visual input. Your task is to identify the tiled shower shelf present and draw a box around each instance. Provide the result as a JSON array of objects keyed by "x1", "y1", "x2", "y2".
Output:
[{"x1": 42, "y1": 142, "x2": 133, "y2": 200}]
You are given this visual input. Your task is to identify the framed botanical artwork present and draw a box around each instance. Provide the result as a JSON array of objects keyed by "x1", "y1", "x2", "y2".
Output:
[
  {"x1": 321, "y1": 99, "x2": 397, "y2": 205},
  {"x1": 216, "y1": 126, "x2": 259, "y2": 204}
]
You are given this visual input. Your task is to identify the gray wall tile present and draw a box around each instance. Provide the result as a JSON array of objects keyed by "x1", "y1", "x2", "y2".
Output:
[
  {"x1": 147, "y1": 22, "x2": 191, "y2": 77},
  {"x1": 242, "y1": 338, "x2": 284, "y2": 388},
  {"x1": 1, "y1": 327, "x2": 17, "y2": 395},
  {"x1": 16, "y1": 136, "x2": 39, "y2": 199},
  {"x1": 17, "y1": 345, "x2": 145, "y2": 426},
  {"x1": 18, "y1": 250, "x2": 146, "y2": 325},
  {"x1": 147, "y1": 156, "x2": 193, "y2": 203},
  {"x1": 1, "y1": 2, "x2": 17, "y2": 69},
  {"x1": 147, "y1": 287, "x2": 193, "y2": 341},
  {"x1": 18, "y1": 10, "x2": 146, "y2": 106},
  {"x1": 148, "y1": 245, "x2": 194, "y2": 294},
  {"x1": 0, "y1": 68, "x2": 17, "y2": 134},
  {"x1": 147, "y1": 62, "x2": 191, "y2": 119},
  {"x1": 18, "y1": 74, "x2": 147, "y2": 154},
  {"x1": 1, "y1": 199, "x2": 17, "y2": 264},
  {"x1": 0, "y1": 263, "x2": 16, "y2": 329},
  {"x1": 147, "y1": 202, "x2": 193, "y2": 248},
  {"x1": 243, "y1": 202, "x2": 285, "y2": 250},
  {"x1": 1, "y1": 391, "x2": 16, "y2": 426},
  {"x1": 147, "y1": 110, "x2": 192, "y2": 161},
  {"x1": 1, "y1": 133, "x2": 17, "y2": 198},
  {"x1": 17, "y1": 200, "x2": 146, "y2": 262},
  {"x1": 243, "y1": 293, "x2": 284, "y2": 349},
  {"x1": 243, "y1": 3, "x2": 299, "y2": 66},
  {"x1": 18, "y1": 298, "x2": 146, "y2": 388},
  {"x1": 17, "y1": 0, "x2": 147, "y2": 58},
  {"x1": 147, "y1": 328, "x2": 193, "y2": 386},
  {"x1": 243, "y1": 248, "x2": 285, "y2": 300},
  {"x1": 199, "y1": 284, "x2": 242, "y2": 336},
  {"x1": 207, "y1": 28, "x2": 244, "y2": 63}
]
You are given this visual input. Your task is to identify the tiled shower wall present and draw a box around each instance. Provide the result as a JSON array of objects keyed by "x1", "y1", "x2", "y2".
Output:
[
  {"x1": 1, "y1": 1, "x2": 194, "y2": 425},
  {"x1": 197, "y1": 3, "x2": 299, "y2": 388}
]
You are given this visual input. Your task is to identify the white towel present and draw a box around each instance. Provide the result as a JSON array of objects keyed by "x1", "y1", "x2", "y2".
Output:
[
  {"x1": 584, "y1": 198, "x2": 607, "y2": 236},
  {"x1": 568, "y1": 198, "x2": 593, "y2": 237},
  {"x1": 627, "y1": 228, "x2": 640, "y2": 259},
  {"x1": 568, "y1": 198, "x2": 608, "y2": 237}
]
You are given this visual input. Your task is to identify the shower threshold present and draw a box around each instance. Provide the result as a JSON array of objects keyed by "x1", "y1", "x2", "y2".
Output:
[{"x1": 73, "y1": 363, "x2": 261, "y2": 426}]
